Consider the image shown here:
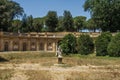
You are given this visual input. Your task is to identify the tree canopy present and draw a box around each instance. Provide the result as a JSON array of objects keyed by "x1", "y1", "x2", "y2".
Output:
[
  {"x1": 1, "y1": 0, "x2": 120, "y2": 33},
  {"x1": 74, "y1": 16, "x2": 86, "y2": 32},
  {"x1": 45, "y1": 11, "x2": 58, "y2": 32},
  {"x1": 84, "y1": 0, "x2": 120, "y2": 32},
  {"x1": 62, "y1": 10, "x2": 75, "y2": 32},
  {"x1": 0, "y1": 0, "x2": 24, "y2": 31}
]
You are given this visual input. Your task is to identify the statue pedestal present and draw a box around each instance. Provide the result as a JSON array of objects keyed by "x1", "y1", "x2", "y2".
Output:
[{"x1": 58, "y1": 55, "x2": 62, "y2": 64}]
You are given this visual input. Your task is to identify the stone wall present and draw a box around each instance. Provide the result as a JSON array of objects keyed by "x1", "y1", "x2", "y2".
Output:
[{"x1": 0, "y1": 31, "x2": 101, "y2": 52}]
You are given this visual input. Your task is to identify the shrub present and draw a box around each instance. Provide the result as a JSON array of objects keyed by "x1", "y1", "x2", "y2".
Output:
[
  {"x1": 77, "y1": 34, "x2": 94, "y2": 55},
  {"x1": 107, "y1": 32, "x2": 120, "y2": 57},
  {"x1": 60, "y1": 34, "x2": 77, "y2": 55},
  {"x1": 95, "y1": 32, "x2": 112, "y2": 56}
]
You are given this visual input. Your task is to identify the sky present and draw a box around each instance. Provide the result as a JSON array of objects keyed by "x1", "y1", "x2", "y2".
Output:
[{"x1": 13, "y1": 0, "x2": 91, "y2": 19}]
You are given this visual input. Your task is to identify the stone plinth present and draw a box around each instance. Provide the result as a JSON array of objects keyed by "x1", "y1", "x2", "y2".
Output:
[{"x1": 58, "y1": 55, "x2": 62, "y2": 64}]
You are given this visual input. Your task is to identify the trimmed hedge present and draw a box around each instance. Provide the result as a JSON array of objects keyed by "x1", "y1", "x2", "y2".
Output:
[
  {"x1": 77, "y1": 34, "x2": 94, "y2": 55},
  {"x1": 60, "y1": 34, "x2": 77, "y2": 55},
  {"x1": 95, "y1": 32, "x2": 112, "y2": 56},
  {"x1": 107, "y1": 32, "x2": 120, "y2": 57}
]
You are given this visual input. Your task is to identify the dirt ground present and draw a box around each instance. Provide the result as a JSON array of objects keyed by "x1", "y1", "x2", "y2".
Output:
[{"x1": 0, "y1": 63, "x2": 120, "y2": 80}]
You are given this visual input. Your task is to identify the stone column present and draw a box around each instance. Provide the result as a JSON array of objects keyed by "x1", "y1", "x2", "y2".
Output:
[
  {"x1": 44, "y1": 39, "x2": 47, "y2": 52},
  {"x1": 9, "y1": 40, "x2": 13, "y2": 51},
  {"x1": 53, "y1": 42, "x2": 56, "y2": 52},
  {"x1": 36, "y1": 39, "x2": 39, "y2": 51}
]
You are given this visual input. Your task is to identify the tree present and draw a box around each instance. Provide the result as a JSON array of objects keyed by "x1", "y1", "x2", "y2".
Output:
[
  {"x1": 26, "y1": 15, "x2": 33, "y2": 32},
  {"x1": 62, "y1": 10, "x2": 75, "y2": 32},
  {"x1": 20, "y1": 14, "x2": 28, "y2": 32},
  {"x1": 56, "y1": 16, "x2": 64, "y2": 32},
  {"x1": 45, "y1": 11, "x2": 58, "y2": 32},
  {"x1": 9, "y1": 19, "x2": 22, "y2": 32},
  {"x1": 86, "y1": 18, "x2": 97, "y2": 32},
  {"x1": 77, "y1": 34, "x2": 94, "y2": 55},
  {"x1": 107, "y1": 32, "x2": 120, "y2": 57},
  {"x1": 0, "y1": 0, "x2": 24, "y2": 31},
  {"x1": 84, "y1": 0, "x2": 120, "y2": 32},
  {"x1": 74, "y1": 16, "x2": 86, "y2": 32},
  {"x1": 95, "y1": 32, "x2": 112, "y2": 56},
  {"x1": 60, "y1": 34, "x2": 77, "y2": 55},
  {"x1": 33, "y1": 18, "x2": 44, "y2": 32}
]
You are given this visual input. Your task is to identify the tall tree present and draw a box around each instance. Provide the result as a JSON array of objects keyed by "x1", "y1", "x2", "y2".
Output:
[
  {"x1": 9, "y1": 19, "x2": 22, "y2": 32},
  {"x1": 84, "y1": 0, "x2": 120, "y2": 32},
  {"x1": 27, "y1": 15, "x2": 33, "y2": 32},
  {"x1": 74, "y1": 16, "x2": 86, "y2": 32},
  {"x1": 33, "y1": 18, "x2": 44, "y2": 32},
  {"x1": 86, "y1": 18, "x2": 97, "y2": 32},
  {"x1": 0, "y1": 0, "x2": 24, "y2": 31},
  {"x1": 20, "y1": 14, "x2": 27, "y2": 32},
  {"x1": 45, "y1": 11, "x2": 58, "y2": 32},
  {"x1": 62, "y1": 10, "x2": 74, "y2": 32},
  {"x1": 56, "y1": 16, "x2": 64, "y2": 31}
]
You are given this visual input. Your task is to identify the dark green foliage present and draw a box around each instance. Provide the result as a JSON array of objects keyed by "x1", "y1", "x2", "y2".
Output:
[
  {"x1": 86, "y1": 18, "x2": 97, "y2": 32},
  {"x1": 60, "y1": 34, "x2": 77, "y2": 55},
  {"x1": 62, "y1": 10, "x2": 75, "y2": 32},
  {"x1": 0, "y1": 0, "x2": 24, "y2": 31},
  {"x1": 56, "y1": 16, "x2": 64, "y2": 31},
  {"x1": 95, "y1": 32, "x2": 112, "y2": 56},
  {"x1": 45, "y1": 11, "x2": 58, "y2": 32},
  {"x1": 27, "y1": 15, "x2": 34, "y2": 32},
  {"x1": 20, "y1": 14, "x2": 28, "y2": 32},
  {"x1": 107, "y1": 32, "x2": 120, "y2": 57},
  {"x1": 77, "y1": 34, "x2": 94, "y2": 55},
  {"x1": 33, "y1": 18, "x2": 43, "y2": 32},
  {"x1": 8, "y1": 19, "x2": 22, "y2": 32},
  {"x1": 74, "y1": 16, "x2": 86, "y2": 32},
  {"x1": 84, "y1": 0, "x2": 120, "y2": 32}
]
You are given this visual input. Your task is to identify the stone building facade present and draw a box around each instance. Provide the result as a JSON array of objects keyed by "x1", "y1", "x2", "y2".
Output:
[{"x1": 0, "y1": 31, "x2": 100, "y2": 52}]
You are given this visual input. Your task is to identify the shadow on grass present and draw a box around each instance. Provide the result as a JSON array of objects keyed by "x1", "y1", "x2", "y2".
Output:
[{"x1": 0, "y1": 56, "x2": 8, "y2": 62}]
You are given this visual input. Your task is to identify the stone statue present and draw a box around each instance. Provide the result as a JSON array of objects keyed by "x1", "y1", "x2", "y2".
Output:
[{"x1": 56, "y1": 46, "x2": 62, "y2": 58}]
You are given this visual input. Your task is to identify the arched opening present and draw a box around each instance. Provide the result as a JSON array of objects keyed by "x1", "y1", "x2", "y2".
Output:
[
  {"x1": 4, "y1": 42, "x2": 9, "y2": 51},
  {"x1": 31, "y1": 42, "x2": 36, "y2": 51},
  {"x1": 47, "y1": 42, "x2": 53, "y2": 51},
  {"x1": 23, "y1": 42, "x2": 27, "y2": 51},
  {"x1": 39, "y1": 42, "x2": 44, "y2": 50},
  {"x1": 13, "y1": 42, "x2": 19, "y2": 51}
]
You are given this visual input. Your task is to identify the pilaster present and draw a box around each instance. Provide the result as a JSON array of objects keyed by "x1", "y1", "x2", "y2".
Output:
[
  {"x1": 9, "y1": 40, "x2": 13, "y2": 51},
  {"x1": 44, "y1": 39, "x2": 47, "y2": 51},
  {"x1": 36, "y1": 39, "x2": 39, "y2": 51}
]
